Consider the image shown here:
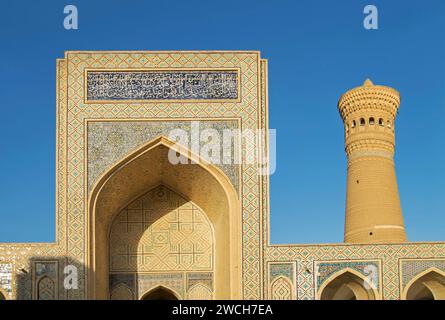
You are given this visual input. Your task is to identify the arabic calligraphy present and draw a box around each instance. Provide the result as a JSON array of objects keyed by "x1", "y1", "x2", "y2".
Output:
[{"x1": 86, "y1": 70, "x2": 239, "y2": 101}]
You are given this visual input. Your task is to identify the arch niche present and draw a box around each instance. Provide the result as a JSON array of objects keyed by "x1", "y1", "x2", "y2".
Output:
[
  {"x1": 402, "y1": 268, "x2": 445, "y2": 300},
  {"x1": 88, "y1": 136, "x2": 241, "y2": 299},
  {"x1": 141, "y1": 286, "x2": 180, "y2": 300},
  {"x1": 318, "y1": 269, "x2": 379, "y2": 300}
]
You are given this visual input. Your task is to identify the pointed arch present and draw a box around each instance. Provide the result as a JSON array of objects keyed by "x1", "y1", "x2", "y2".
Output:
[
  {"x1": 270, "y1": 276, "x2": 294, "y2": 300},
  {"x1": 37, "y1": 276, "x2": 56, "y2": 300},
  {"x1": 318, "y1": 268, "x2": 380, "y2": 300},
  {"x1": 188, "y1": 283, "x2": 213, "y2": 300},
  {"x1": 110, "y1": 283, "x2": 134, "y2": 300},
  {"x1": 402, "y1": 267, "x2": 445, "y2": 300},
  {"x1": 141, "y1": 285, "x2": 180, "y2": 300},
  {"x1": 88, "y1": 136, "x2": 241, "y2": 299}
]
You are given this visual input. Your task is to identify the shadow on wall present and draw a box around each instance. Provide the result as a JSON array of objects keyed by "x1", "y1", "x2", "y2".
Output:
[
  {"x1": 14, "y1": 255, "x2": 199, "y2": 300},
  {"x1": 15, "y1": 256, "x2": 87, "y2": 300}
]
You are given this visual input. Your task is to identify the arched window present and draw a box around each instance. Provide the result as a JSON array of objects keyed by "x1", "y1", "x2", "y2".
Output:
[
  {"x1": 379, "y1": 118, "x2": 384, "y2": 126},
  {"x1": 387, "y1": 120, "x2": 391, "y2": 129},
  {"x1": 360, "y1": 118, "x2": 365, "y2": 126},
  {"x1": 369, "y1": 117, "x2": 375, "y2": 125},
  {"x1": 351, "y1": 120, "x2": 356, "y2": 128}
]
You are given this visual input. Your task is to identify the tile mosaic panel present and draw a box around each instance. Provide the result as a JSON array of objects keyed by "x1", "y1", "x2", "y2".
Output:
[
  {"x1": 316, "y1": 260, "x2": 379, "y2": 289},
  {"x1": 270, "y1": 277, "x2": 293, "y2": 300},
  {"x1": 87, "y1": 120, "x2": 240, "y2": 192},
  {"x1": 265, "y1": 244, "x2": 445, "y2": 300},
  {"x1": 109, "y1": 186, "x2": 214, "y2": 272},
  {"x1": 86, "y1": 70, "x2": 239, "y2": 101},
  {"x1": 64, "y1": 51, "x2": 262, "y2": 299},
  {"x1": 1, "y1": 52, "x2": 444, "y2": 301},
  {"x1": 268, "y1": 262, "x2": 296, "y2": 300},
  {"x1": 187, "y1": 272, "x2": 213, "y2": 291},
  {"x1": 32, "y1": 261, "x2": 59, "y2": 300},
  {"x1": 137, "y1": 273, "x2": 184, "y2": 298},
  {"x1": 401, "y1": 259, "x2": 445, "y2": 287},
  {"x1": 269, "y1": 263, "x2": 293, "y2": 282}
]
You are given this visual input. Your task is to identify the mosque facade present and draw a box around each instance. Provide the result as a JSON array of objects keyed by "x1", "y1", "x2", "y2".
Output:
[{"x1": 0, "y1": 51, "x2": 444, "y2": 300}]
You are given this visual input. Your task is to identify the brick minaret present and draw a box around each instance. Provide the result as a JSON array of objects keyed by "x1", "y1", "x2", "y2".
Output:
[{"x1": 338, "y1": 79, "x2": 407, "y2": 243}]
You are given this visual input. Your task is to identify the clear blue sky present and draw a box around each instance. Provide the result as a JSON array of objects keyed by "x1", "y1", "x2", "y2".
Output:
[{"x1": 0, "y1": 0, "x2": 443, "y2": 243}]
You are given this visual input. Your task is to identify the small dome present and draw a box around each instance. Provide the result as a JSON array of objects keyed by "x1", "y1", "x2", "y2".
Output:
[{"x1": 363, "y1": 79, "x2": 374, "y2": 87}]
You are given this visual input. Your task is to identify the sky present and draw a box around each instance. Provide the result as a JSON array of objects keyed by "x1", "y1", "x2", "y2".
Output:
[{"x1": 0, "y1": 0, "x2": 443, "y2": 243}]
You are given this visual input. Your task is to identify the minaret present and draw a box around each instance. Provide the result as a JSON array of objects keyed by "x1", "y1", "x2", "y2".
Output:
[{"x1": 338, "y1": 79, "x2": 407, "y2": 243}]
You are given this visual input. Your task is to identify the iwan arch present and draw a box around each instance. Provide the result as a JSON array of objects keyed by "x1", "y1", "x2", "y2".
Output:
[
  {"x1": 0, "y1": 51, "x2": 444, "y2": 300},
  {"x1": 90, "y1": 136, "x2": 241, "y2": 299}
]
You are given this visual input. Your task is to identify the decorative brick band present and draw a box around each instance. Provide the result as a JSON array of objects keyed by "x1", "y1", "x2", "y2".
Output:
[
  {"x1": 346, "y1": 139, "x2": 395, "y2": 156},
  {"x1": 338, "y1": 81, "x2": 400, "y2": 119}
]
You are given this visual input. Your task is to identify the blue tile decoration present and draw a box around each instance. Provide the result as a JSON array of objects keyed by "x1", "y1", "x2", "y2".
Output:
[
  {"x1": 316, "y1": 261, "x2": 379, "y2": 289},
  {"x1": 270, "y1": 263, "x2": 294, "y2": 282},
  {"x1": 401, "y1": 259, "x2": 445, "y2": 287},
  {"x1": 87, "y1": 120, "x2": 240, "y2": 193},
  {"x1": 87, "y1": 70, "x2": 239, "y2": 101}
]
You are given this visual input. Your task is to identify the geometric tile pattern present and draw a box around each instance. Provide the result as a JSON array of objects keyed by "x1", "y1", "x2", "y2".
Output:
[
  {"x1": 268, "y1": 263, "x2": 296, "y2": 299},
  {"x1": 270, "y1": 263, "x2": 294, "y2": 282},
  {"x1": 87, "y1": 120, "x2": 240, "y2": 192},
  {"x1": 187, "y1": 272, "x2": 213, "y2": 292},
  {"x1": 259, "y1": 59, "x2": 269, "y2": 299},
  {"x1": 36, "y1": 276, "x2": 56, "y2": 300},
  {"x1": 187, "y1": 283, "x2": 213, "y2": 300},
  {"x1": 401, "y1": 259, "x2": 445, "y2": 288},
  {"x1": 266, "y1": 244, "x2": 445, "y2": 300},
  {"x1": 64, "y1": 51, "x2": 262, "y2": 299},
  {"x1": 270, "y1": 277, "x2": 293, "y2": 300},
  {"x1": 316, "y1": 260, "x2": 379, "y2": 289},
  {"x1": 109, "y1": 185, "x2": 214, "y2": 272},
  {"x1": 0, "y1": 51, "x2": 263, "y2": 299},
  {"x1": 32, "y1": 261, "x2": 58, "y2": 300},
  {"x1": 0, "y1": 51, "x2": 444, "y2": 300},
  {"x1": 137, "y1": 273, "x2": 184, "y2": 299},
  {"x1": 109, "y1": 271, "x2": 214, "y2": 300}
]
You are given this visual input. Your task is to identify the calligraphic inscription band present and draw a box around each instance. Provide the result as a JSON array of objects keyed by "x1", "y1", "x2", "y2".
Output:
[{"x1": 86, "y1": 70, "x2": 239, "y2": 102}]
